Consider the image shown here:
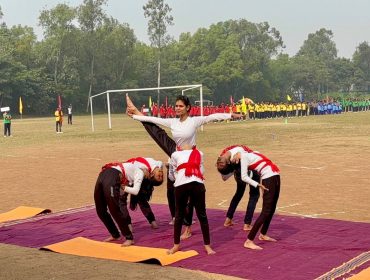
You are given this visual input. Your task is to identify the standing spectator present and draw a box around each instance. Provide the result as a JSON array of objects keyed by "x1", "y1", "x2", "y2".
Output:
[
  {"x1": 54, "y1": 107, "x2": 63, "y2": 133},
  {"x1": 67, "y1": 104, "x2": 73, "y2": 125},
  {"x1": 3, "y1": 110, "x2": 12, "y2": 137}
]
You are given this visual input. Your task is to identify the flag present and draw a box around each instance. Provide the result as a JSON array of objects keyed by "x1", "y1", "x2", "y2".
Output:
[
  {"x1": 287, "y1": 95, "x2": 292, "y2": 101},
  {"x1": 19, "y1": 97, "x2": 23, "y2": 114},
  {"x1": 148, "y1": 96, "x2": 152, "y2": 116},
  {"x1": 165, "y1": 96, "x2": 168, "y2": 108},
  {"x1": 58, "y1": 95, "x2": 62, "y2": 109},
  {"x1": 241, "y1": 96, "x2": 246, "y2": 106},
  {"x1": 230, "y1": 95, "x2": 234, "y2": 105}
]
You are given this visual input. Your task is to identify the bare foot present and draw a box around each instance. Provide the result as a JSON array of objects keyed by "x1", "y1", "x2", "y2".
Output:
[
  {"x1": 169, "y1": 217, "x2": 175, "y2": 225},
  {"x1": 128, "y1": 224, "x2": 134, "y2": 233},
  {"x1": 103, "y1": 236, "x2": 121, "y2": 242},
  {"x1": 243, "y1": 224, "x2": 252, "y2": 231},
  {"x1": 167, "y1": 244, "x2": 180, "y2": 254},
  {"x1": 259, "y1": 234, "x2": 277, "y2": 242},
  {"x1": 121, "y1": 239, "x2": 134, "y2": 247},
  {"x1": 180, "y1": 227, "x2": 192, "y2": 240},
  {"x1": 244, "y1": 239, "x2": 263, "y2": 250},
  {"x1": 224, "y1": 217, "x2": 234, "y2": 227},
  {"x1": 126, "y1": 94, "x2": 142, "y2": 116},
  {"x1": 151, "y1": 221, "x2": 159, "y2": 229},
  {"x1": 204, "y1": 245, "x2": 216, "y2": 255}
]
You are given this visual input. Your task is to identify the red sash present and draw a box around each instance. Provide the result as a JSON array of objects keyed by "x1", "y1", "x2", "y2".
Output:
[
  {"x1": 101, "y1": 162, "x2": 128, "y2": 185},
  {"x1": 248, "y1": 152, "x2": 280, "y2": 173},
  {"x1": 126, "y1": 157, "x2": 152, "y2": 173},
  {"x1": 220, "y1": 145, "x2": 253, "y2": 156},
  {"x1": 177, "y1": 148, "x2": 204, "y2": 180}
]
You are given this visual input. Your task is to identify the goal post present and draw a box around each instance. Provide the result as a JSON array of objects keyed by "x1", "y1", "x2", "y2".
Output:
[{"x1": 90, "y1": 84, "x2": 203, "y2": 132}]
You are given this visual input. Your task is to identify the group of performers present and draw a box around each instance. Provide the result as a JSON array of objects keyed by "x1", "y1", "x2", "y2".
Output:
[{"x1": 94, "y1": 94, "x2": 281, "y2": 254}]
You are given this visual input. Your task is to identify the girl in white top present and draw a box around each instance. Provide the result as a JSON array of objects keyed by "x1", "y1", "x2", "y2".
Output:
[
  {"x1": 231, "y1": 151, "x2": 280, "y2": 250},
  {"x1": 168, "y1": 146, "x2": 215, "y2": 255},
  {"x1": 127, "y1": 94, "x2": 241, "y2": 149}
]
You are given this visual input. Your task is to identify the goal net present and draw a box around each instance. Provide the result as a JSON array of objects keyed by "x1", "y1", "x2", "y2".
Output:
[{"x1": 89, "y1": 84, "x2": 203, "y2": 132}]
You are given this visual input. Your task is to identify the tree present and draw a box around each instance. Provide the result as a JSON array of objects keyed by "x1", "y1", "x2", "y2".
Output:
[
  {"x1": 39, "y1": 4, "x2": 77, "y2": 89},
  {"x1": 353, "y1": 41, "x2": 370, "y2": 92},
  {"x1": 77, "y1": 0, "x2": 107, "y2": 111},
  {"x1": 143, "y1": 0, "x2": 173, "y2": 110},
  {"x1": 297, "y1": 28, "x2": 337, "y2": 94}
]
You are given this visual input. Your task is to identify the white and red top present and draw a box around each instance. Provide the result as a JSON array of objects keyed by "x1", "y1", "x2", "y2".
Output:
[
  {"x1": 169, "y1": 149, "x2": 205, "y2": 187},
  {"x1": 133, "y1": 113, "x2": 232, "y2": 148},
  {"x1": 101, "y1": 162, "x2": 145, "y2": 195},
  {"x1": 126, "y1": 157, "x2": 163, "y2": 173},
  {"x1": 240, "y1": 152, "x2": 280, "y2": 187},
  {"x1": 220, "y1": 145, "x2": 253, "y2": 181}
]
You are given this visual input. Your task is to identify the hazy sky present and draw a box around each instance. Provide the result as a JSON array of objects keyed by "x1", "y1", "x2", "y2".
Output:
[{"x1": 1, "y1": 0, "x2": 369, "y2": 58}]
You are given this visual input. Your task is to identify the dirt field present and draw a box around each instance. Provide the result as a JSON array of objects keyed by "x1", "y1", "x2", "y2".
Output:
[{"x1": 1, "y1": 111, "x2": 370, "y2": 279}]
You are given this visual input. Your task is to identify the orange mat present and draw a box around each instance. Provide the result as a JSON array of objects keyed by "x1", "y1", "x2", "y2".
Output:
[
  {"x1": 348, "y1": 267, "x2": 370, "y2": 280},
  {"x1": 41, "y1": 237, "x2": 198, "y2": 266},
  {"x1": 0, "y1": 206, "x2": 51, "y2": 223}
]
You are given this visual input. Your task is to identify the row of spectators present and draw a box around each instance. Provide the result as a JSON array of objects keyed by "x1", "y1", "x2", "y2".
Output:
[{"x1": 140, "y1": 98, "x2": 370, "y2": 119}]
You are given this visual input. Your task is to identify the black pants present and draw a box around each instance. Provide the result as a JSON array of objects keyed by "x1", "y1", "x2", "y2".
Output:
[
  {"x1": 174, "y1": 182, "x2": 210, "y2": 245},
  {"x1": 56, "y1": 121, "x2": 62, "y2": 132},
  {"x1": 248, "y1": 175, "x2": 280, "y2": 241},
  {"x1": 120, "y1": 193, "x2": 156, "y2": 224},
  {"x1": 68, "y1": 114, "x2": 72, "y2": 124},
  {"x1": 142, "y1": 122, "x2": 194, "y2": 224},
  {"x1": 227, "y1": 170, "x2": 260, "y2": 225},
  {"x1": 94, "y1": 168, "x2": 133, "y2": 240},
  {"x1": 4, "y1": 123, "x2": 11, "y2": 136}
]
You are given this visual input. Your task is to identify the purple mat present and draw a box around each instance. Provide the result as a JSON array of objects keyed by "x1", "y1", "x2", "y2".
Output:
[{"x1": 1, "y1": 204, "x2": 369, "y2": 280}]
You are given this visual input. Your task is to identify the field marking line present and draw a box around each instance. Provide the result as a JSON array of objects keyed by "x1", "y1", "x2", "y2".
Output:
[
  {"x1": 217, "y1": 200, "x2": 228, "y2": 207},
  {"x1": 276, "y1": 203, "x2": 301, "y2": 209},
  {"x1": 283, "y1": 164, "x2": 325, "y2": 170},
  {"x1": 278, "y1": 209, "x2": 346, "y2": 218}
]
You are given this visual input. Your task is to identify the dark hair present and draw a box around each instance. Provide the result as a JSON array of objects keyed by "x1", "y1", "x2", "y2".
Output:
[
  {"x1": 176, "y1": 95, "x2": 191, "y2": 112},
  {"x1": 130, "y1": 180, "x2": 154, "y2": 210},
  {"x1": 217, "y1": 163, "x2": 236, "y2": 175}
]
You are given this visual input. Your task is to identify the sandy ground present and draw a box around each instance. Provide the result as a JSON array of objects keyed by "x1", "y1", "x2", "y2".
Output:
[{"x1": 1, "y1": 112, "x2": 369, "y2": 279}]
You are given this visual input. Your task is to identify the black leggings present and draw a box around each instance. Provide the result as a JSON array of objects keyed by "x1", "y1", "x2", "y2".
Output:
[
  {"x1": 174, "y1": 182, "x2": 210, "y2": 245},
  {"x1": 227, "y1": 170, "x2": 260, "y2": 225},
  {"x1": 94, "y1": 168, "x2": 133, "y2": 240},
  {"x1": 142, "y1": 122, "x2": 192, "y2": 223},
  {"x1": 247, "y1": 175, "x2": 280, "y2": 241}
]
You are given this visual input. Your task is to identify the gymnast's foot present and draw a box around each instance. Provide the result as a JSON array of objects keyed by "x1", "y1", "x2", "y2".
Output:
[
  {"x1": 169, "y1": 217, "x2": 175, "y2": 225},
  {"x1": 167, "y1": 244, "x2": 180, "y2": 254},
  {"x1": 224, "y1": 217, "x2": 234, "y2": 227},
  {"x1": 204, "y1": 245, "x2": 216, "y2": 255},
  {"x1": 103, "y1": 236, "x2": 121, "y2": 242},
  {"x1": 244, "y1": 239, "x2": 263, "y2": 250},
  {"x1": 258, "y1": 234, "x2": 277, "y2": 242},
  {"x1": 126, "y1": 94, "x2": 142, "y2": 116},
  {"x1": 180, "y1": 227, "x2": 192, "y2": 240},
  {"x1": 243, "y1": 224, "x2": 252, "y2": 231},
  {"x1": 151, "y1": 221, "x2": 159, "y2": 229},
  {"x1": 122, "y1": 239, "x2": 134, "y2": 247}
]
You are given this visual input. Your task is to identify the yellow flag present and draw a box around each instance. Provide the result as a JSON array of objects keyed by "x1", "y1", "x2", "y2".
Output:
[
  {"x1": 241, "y1": 96, "x2": 246, "y2": 106},
  {"x1": 19, "y1": 97, "x2": 23, "y2": 114},
  {"x1": 287, "y1": 95, "x2": 292, "y2": 101},
  {"x1": 149, "y1": 96, "x2": 152, "y2": 108}
]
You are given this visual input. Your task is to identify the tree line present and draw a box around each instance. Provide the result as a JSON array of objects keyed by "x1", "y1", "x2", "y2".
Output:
[{"x1": 1, "y1": 0, "x2": 370, "y2": 116}]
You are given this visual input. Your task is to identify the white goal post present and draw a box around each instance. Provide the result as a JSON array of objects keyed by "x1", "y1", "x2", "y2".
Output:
[{"x1": 90, "y1": 84, "x2": 203, "y2": 132}]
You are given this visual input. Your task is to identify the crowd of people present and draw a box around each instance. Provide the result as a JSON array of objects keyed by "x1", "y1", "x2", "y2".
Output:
[
  {"x1": 140, "y1": 97, "x2": 370, "y2": 120},
  {"x1": 94, "y1": 94, "x2": 281, "y2": 255}
]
